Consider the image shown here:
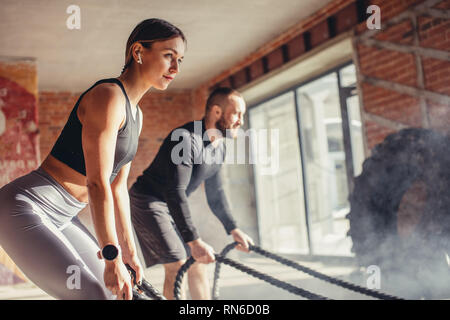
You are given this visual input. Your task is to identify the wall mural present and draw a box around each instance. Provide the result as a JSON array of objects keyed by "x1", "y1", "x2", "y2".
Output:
[
  {"x1": 0, "y1": 77, "x2": 39, "y2": 185},
  {"x1": 0, "y1": 68, "x2": 39, "y2": 285}
]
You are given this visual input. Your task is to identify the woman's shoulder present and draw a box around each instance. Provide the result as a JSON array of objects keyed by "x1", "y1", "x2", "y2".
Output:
[
  {"x1": 87, "y1": 81, "x2": 125, "y2": 103},
  {"x1": 77, "y1": 81, "x2": 127, "y2": 126},
  {"x1": 82, "y1": 82, "x2": 126, "y2": 112}
]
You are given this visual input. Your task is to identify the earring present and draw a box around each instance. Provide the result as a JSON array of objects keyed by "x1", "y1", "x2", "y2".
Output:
[{"x1": 137, "y1": 53, "x2": 142, "y2": 64}]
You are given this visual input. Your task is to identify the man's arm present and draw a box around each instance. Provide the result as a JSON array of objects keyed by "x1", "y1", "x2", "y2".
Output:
[
  {"x1": 204, "y1": 169, "x2": 237, "y2": 234},
  {"x1": 165, "y1": 161, "x2": 199, "y2": 242},
  {"x1": 165, "y1": 131, "x2": 215, "y2": 263},
  {"x1": 204, "y1": 169, "x2": 254, "y2": 252}
]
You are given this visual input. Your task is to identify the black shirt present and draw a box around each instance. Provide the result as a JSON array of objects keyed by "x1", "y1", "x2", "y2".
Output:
[{"x1": 132, "y1": 119, "x2": 237, "y2": 242}]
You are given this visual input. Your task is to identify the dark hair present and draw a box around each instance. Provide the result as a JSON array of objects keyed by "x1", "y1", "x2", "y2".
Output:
[
  {"x1": 121, "y1": 18, "x2": 186, "y2": 75},
  {"x1": 205, "y1": 87, "x2": 242, "y2": 113}
]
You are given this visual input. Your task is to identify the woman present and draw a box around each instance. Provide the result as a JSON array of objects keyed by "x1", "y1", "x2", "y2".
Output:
[{"x1": 0, "y1": 18, "x2": 186, "y2": 300}]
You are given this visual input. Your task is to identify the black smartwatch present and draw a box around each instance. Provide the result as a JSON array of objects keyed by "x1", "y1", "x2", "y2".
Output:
[{"x1": 97, "y1": 244, "x2": 120, "y2": 261}]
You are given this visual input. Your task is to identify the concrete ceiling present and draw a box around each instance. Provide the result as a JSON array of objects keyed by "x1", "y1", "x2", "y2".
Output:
[{"x1": 0, "y1": 0, "x2": 333, "y2": 92}]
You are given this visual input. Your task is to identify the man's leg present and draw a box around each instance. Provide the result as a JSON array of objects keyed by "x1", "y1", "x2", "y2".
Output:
[
  {"x1": 130, "y1": 190, "x2": 194, "y2": 299},
  {"x1": 187, "y1": 261, "x2": 211, "y2": 300},
  {"x1": 163, "y1": 260, "x2": 186, "y2": 300}
]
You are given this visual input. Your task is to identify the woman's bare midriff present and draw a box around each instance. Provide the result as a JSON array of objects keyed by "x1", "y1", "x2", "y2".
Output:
[{"x1": 40, "y1": 155, "x2": 90, "y2": 204}]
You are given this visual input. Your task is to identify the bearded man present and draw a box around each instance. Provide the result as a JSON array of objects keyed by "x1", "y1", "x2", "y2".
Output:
[{"x1": 129, "y1": 87, "x2": 254, "y2": 299}]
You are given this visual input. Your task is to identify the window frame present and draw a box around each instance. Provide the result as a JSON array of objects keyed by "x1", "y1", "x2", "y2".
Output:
[{"x1": 247, "y1": 60, "x2": 360, "y2": 259}]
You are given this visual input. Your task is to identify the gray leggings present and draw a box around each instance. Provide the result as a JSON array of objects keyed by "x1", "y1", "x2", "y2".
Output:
[{"x1": 0, "y1": 168, "x2": 113, "y2": 299}]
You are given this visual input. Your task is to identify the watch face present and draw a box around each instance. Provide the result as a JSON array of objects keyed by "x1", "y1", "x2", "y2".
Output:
[{"x1": 102, "y1": 245, "x2": 119, "y2": 260}]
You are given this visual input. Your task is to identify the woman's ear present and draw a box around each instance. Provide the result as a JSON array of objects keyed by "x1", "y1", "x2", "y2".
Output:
[{"x1": 131, "y1": 42, "x2": 144, "y2": 63}]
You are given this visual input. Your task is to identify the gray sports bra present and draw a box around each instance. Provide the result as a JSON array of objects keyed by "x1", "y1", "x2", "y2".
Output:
[{"x1": 50, "y1": 78, "x2": 140, "y2": 183}]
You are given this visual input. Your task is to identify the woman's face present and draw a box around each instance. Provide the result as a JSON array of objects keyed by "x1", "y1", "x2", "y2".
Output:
[{"x1": 141, "y1": 36, "x2": 185, "y2": 90}]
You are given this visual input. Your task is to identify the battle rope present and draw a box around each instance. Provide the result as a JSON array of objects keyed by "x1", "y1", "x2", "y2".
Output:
[
  {"x1": 212, "y1": 242, "x2": 403, "y2": 300},
  {"x1": 129, "y1": 242, "x2": 403, "y2": 300},
  {"x1": 127, "y1": 264, "x2": 167, "y2": 300},
  {"x1": 212, "y1": 242, "x2": 239, "y2": 299},
  {"x1": 174, "y1": 254, "x2": 328, "y2": 300}
]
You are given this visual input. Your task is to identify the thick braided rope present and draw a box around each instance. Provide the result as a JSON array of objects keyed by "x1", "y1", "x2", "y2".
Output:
[
  {"x1": 174, "y1": 255, "x2": 328, "y2": 300},
  {"x1": 248, "y1": 244, "x2": 403, "y2": 300},
  {"x1": 133, "y1": 288, "x2": 150, "y2": 300},
  {"x1": 174, "y1": 257, "x2": 196, "y2": 300},
  {"x1": 216, "y1": 255, "x2": 328, "y2": 300},
  {"x1": 212, "y1": 242, "x2": 239, "y2": 299},
  {"x1": 127, "y1": 264, "x2": 167, "y2": 300},
  {"x1": 137, "y1": 279, "x2": 167, "y2": 300}
]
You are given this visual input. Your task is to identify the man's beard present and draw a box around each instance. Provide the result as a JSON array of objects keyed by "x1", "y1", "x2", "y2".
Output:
[
  {"x1": 215, "y1": 115, "x2": 229, "y2": 138},
  {"x1": 215, "y1": 116, "x2": 240, "y2": 139}
]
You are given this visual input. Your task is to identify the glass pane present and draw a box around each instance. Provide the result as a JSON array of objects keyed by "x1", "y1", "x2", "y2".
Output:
[
  {"x1": 347, "y1": 95, "x2": 365, "y2": 177},
  {"x1": 339, "y1": 64, "x2": 356, "y2": 87},
  {"x1": 296, "y1": 72, "x2": 353, "y2": 256},
  {"x1": 249, "y1": 92, "x2": 309, "y2": 254}
]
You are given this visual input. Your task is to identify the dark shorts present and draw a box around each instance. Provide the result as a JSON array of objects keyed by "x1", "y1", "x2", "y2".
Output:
[{"x1": 129, "y1": 186, "x2": 191, "y2": 267}]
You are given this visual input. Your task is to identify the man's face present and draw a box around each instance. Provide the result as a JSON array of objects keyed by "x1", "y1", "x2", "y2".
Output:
[{"x1": 216, "y1": 95, "x2": 246, "y2": 139}]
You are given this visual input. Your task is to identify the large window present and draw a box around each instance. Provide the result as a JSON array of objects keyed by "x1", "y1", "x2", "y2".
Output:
[
  {"x1": 249, "y1": 62, "x2": 364, "y2": 257},
  {"x1": 249, "y1": 92, "x2": 309, "y2": 254}
]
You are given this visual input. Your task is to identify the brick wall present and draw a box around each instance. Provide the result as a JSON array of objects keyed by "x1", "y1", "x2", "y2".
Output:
[
  {"x1": 39, "y1": 92, "x2": 79, "y2": 159},
  {"x1": 355, "y1": 0, "x2": 450, "y2": 148}
]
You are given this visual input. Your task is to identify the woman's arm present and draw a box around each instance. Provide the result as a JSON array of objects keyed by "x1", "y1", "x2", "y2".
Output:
[
  {"x1": 111, "y1": 104, "x2": 142, "y2": 258},
  {"x1": 79, "y1": 83, "x2": 132, "y2": 299},
  {"x1": 110, "y1": 162, "x2": 134, "y2": 255},
  {"x1": 110, "y1": 161, "x2": 143, "y2": 283},
  {"x1": 80, "y1": 84, "x2": 123, "y2": 250}
]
